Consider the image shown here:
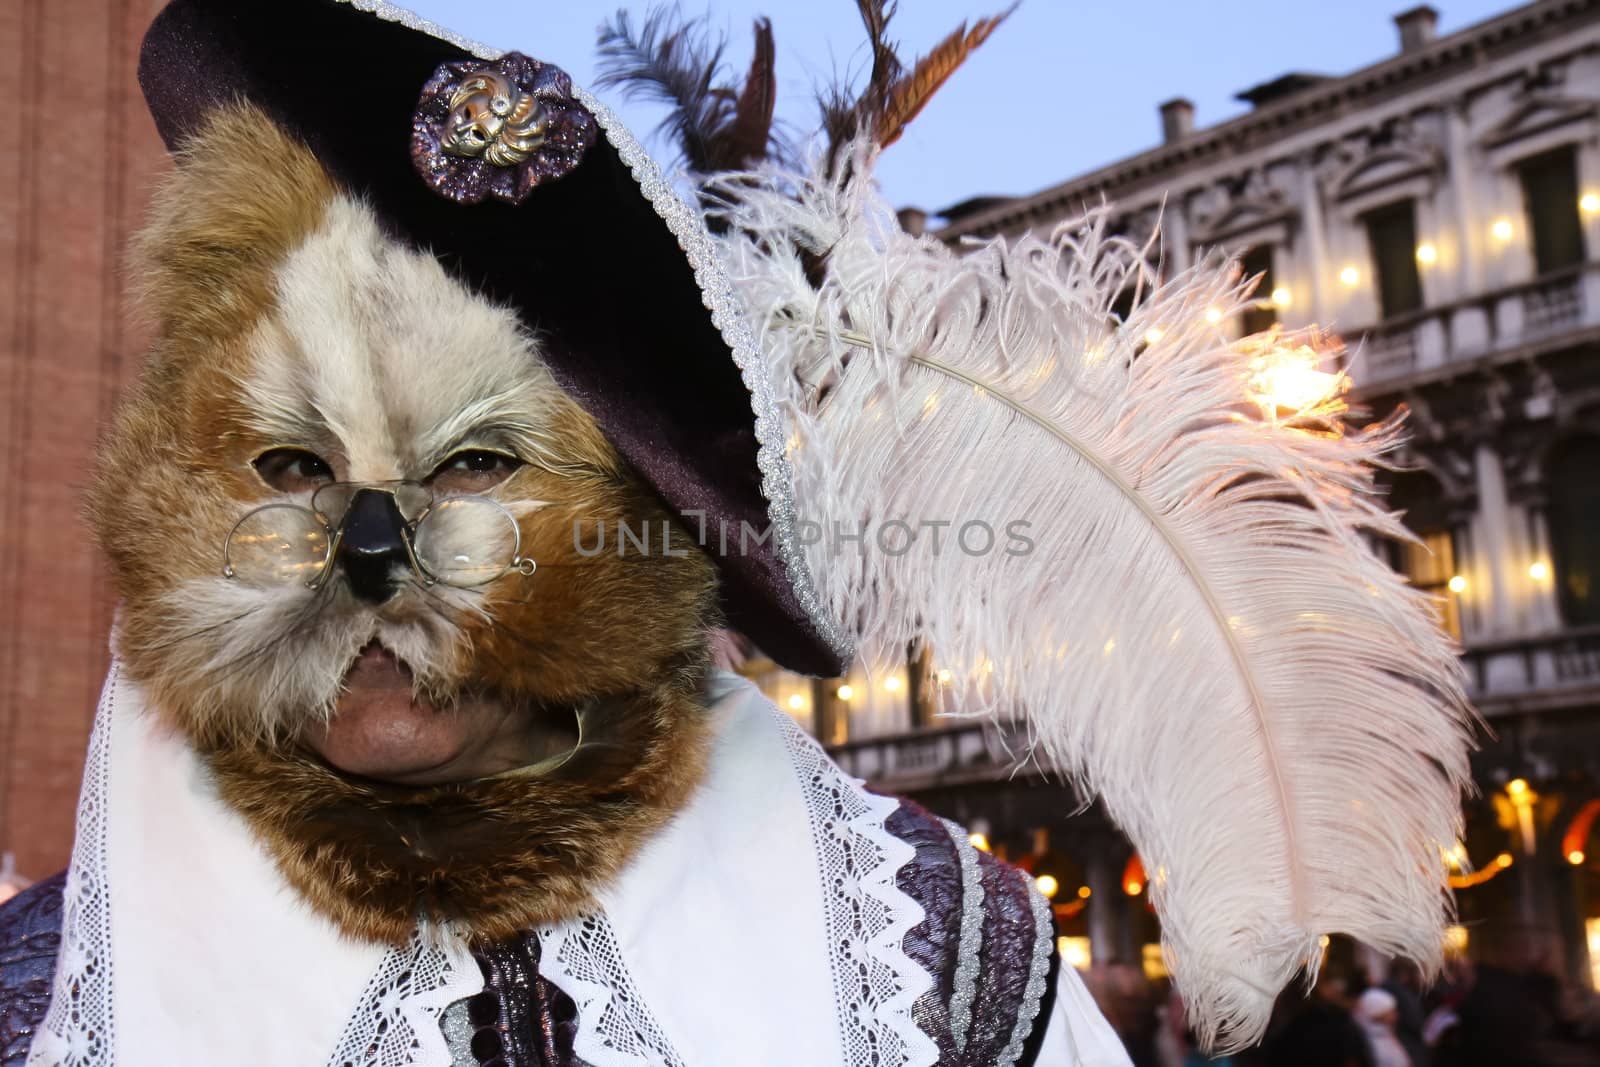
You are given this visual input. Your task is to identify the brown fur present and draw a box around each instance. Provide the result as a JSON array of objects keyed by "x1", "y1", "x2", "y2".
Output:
[
  {"x1": 89, "y1": 104, "x2": 721, "y2": 943},
  {"x1": 208, "y1": 668, "x2": 711, "y2": 945}
]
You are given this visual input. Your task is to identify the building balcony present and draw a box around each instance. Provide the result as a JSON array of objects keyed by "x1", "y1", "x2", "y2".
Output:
[
  {"x1": 1464, "y1": 624, "x2": 1600, "y2": 717},
  {"x1": 827, "y1": 719, "x2": 1028, "y2": 794},
  {"x1": 827, "y1": 625, "x2": 1600, "y2": 791},
  {"x1": 1346, "y1": 263, "x2": 1600, "y2": 392}
]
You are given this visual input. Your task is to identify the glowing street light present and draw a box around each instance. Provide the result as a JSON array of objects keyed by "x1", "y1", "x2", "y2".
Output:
[{"x1": 1249, "y1": 346, "x2": 1341, "y2": 412}]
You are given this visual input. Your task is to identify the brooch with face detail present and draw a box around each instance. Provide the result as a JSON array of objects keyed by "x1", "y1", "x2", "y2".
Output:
[{"x1": 412, "y1": 52, "x2": 598, "y2": 205}]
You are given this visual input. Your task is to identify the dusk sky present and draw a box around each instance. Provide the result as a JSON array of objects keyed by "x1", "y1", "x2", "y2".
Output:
[{"x1": 404, "y1": 0, "x2": 1516, "y2": 218}]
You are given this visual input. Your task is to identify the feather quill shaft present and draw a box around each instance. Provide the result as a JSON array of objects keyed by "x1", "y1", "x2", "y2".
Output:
[{"x1": 903, "y1": 347, "x2": 1308, "y2": 920}]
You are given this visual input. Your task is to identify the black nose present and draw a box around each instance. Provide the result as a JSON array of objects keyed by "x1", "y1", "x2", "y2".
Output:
[{"x1": 335, "y1": 488, "x2": 410, "y2": 604}]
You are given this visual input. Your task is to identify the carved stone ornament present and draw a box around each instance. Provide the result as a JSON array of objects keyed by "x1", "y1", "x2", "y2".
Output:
[{"x1": 412, "y1": 52, "x2": 598, "y2": 205}]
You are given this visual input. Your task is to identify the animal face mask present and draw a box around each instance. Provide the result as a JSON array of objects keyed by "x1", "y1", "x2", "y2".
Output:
[{"x1": 90, "y1": 105, "x2": 719, "y2": 942}]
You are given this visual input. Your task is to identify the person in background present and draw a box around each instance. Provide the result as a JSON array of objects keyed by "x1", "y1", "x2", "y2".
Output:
[
  {"x1": 1383, "y1": 959, "x2": 1430, "y2": 1067},
  {"x1": 1354, "y1": 988, "x2": 1413, "y2": 1067},
  {"x1": 1263, "y1": 968, "x2": 1375, "y2": 1067},
  {"x1": 1179, "y1": 1032, "x2": 1236, "y2": 1067},
  {"x1": 1157, "y1": 988, "x2": 1236, "y2": 1067}
]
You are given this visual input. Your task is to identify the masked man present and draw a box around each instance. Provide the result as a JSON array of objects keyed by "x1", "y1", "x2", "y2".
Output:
[{"x1": 0, "y1": 0, "x2": 1473, "y2": 1064}]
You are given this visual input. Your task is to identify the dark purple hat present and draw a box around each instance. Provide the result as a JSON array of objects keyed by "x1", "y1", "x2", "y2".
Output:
[{"x1": 138, "y1": 0, "x2": 850, "y2": 676}]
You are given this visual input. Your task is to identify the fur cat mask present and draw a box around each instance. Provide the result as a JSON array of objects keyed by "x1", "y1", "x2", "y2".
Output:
[{"x1": 89, "y1": 105, "x2": 719, "y2": 944}]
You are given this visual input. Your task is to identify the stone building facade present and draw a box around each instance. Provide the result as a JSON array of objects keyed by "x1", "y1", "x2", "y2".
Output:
[{"x1": 751, "y1": 0, "x2": 1600, "y2": 987}]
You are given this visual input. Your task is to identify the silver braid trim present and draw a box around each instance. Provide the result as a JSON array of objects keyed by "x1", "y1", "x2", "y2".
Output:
[
  {"x1": 340, "y1": 0, "x2": 502, "y2": 59},
  {"x1": 938, "y1": 818, "x2": 986, "y2": 1054},
  {"x1": 997, "y1": 873, "x2": 1055, "y2": 1067}
]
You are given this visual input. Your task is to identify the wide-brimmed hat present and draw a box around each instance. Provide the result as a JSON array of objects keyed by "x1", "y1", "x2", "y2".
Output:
[{"x1": 138, "y1": 0, "x2": 852, "y2": 675}]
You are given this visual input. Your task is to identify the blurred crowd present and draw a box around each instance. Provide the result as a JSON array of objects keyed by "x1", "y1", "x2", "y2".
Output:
[{"x1": 1082, "y1": 953, "x2": 1600, "y2": 1067}]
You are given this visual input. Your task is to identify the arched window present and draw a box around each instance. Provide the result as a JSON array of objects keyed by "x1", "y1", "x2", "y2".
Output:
[
  {"x1": 1385, "y1": 470, "x2": 1461, "y2": 639},
  {"x1": 1548, "y1": 436, "x2": 1600, "y2": 627}
]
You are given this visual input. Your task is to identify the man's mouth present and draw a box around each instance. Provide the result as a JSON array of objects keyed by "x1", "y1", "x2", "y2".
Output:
[{"x1": 302, "y1": 642, "x2": 574, "y2": 786}]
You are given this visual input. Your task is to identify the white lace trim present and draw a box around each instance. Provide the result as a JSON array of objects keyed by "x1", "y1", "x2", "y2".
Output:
[
  {"x1": 325, "y1": 928, "x2": 482, "y2": 1067},
  {"x1": 771, "y1": 712, "x2": 938, "y2": 1067},
  {"x1": 535, "y1": 914, "x2": 686, "y2": 1067},
  {"x1": 26, "y1": 667, "x2": 118, "y2": 1067}
]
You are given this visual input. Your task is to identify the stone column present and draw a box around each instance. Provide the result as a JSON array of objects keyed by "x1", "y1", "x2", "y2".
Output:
[
  {"x1": 1524, "y1": 509, "x2": 1564, "y2": 633},
  {"x1": 1086, "y1": 837, "x2": 1120, "y2": 968},
  {"x1": 1471, "y1": 443, "x2": 1516, "y2": 637},
  {"x1": 1445, "y1": 100, "x2": 1481, "y2": 292},
  {"x1": 1446, "y1": 99, "x2": 1491, "y2": 356},
  {"x1": 1162, "y1": 198, "x2": 1191, "y2": 276},
  {"x1": 1299, "y1": 162, "x2": 1330, "y2": 325}
]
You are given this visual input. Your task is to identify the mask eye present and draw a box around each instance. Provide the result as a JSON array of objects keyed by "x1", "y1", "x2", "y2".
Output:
[
  {"x1": 253, "y1": 447, "x2": 335, "y2": 493},
  {"x1": 428, "y1": 449, "x2": 524, "y2": 494}
]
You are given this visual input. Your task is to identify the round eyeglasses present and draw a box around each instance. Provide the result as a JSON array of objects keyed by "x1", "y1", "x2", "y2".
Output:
[{"x1": 222, "y1": 481, "x2": 536, "y2": 589}]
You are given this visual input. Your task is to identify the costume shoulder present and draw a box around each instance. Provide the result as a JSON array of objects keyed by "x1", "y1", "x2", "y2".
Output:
[
  {"x1": 888, "y1": 797, "x2": 1060, "y2": 1065},
  {"x1": 0, "y1": 872, "x2": 64, "y2": 1066}
]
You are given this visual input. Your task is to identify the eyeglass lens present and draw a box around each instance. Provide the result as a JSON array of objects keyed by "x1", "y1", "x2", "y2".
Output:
[{"x1": 224, "y1": 487, "x2": 525, "y2": 589}]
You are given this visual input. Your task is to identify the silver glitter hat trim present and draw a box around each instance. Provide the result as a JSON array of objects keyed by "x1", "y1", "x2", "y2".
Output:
[
  {"x1": 336, "y1": 0, "x2": 855, "y2": 669},
  {"x1": 344, "y1": 0, "x2": 500, "y2": 59}
]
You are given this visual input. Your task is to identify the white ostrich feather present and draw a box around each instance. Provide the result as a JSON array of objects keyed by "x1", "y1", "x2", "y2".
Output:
[{"x1": 706, "y1": 148, "x2": 1475, "y2": 1050}]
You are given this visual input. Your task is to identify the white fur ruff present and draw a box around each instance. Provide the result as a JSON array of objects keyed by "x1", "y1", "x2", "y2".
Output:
[{"x1": 708, "y1": 147, "x2": 1474, "y2": 1049}]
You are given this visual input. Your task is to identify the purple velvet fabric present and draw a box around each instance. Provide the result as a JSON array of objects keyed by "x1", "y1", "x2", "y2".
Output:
[
  {"x1": 888, "y1": 799, "x2": 1061, "y2": 1067},
  {"x1": 136, "y1": 0, "x2": 846, "y2": 676}
]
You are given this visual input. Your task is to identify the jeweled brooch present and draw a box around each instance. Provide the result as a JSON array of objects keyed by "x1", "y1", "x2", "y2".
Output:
[{"x1": 412, "y1": 52, "x2": 598, "y2": 205}]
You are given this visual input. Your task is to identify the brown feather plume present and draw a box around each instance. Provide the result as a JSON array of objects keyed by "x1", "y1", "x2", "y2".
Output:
[
  {"x1": 876, "y1": 5, "x2": 1016, "y2": 148},
  {"x1": 709, "y1": 17, "x2": 777, "y2": 169},
  {"x1": 821, "y1": 0, "x2": 1013, "y2": 176},
  {"x1": 597, "y1": 7, "x2": 785, "y2": 174}
]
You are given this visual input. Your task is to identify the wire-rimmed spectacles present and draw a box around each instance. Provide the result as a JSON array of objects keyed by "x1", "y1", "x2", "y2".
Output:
[{"x1": 222, "y1": 480, "x2": 536, "y2": 589}]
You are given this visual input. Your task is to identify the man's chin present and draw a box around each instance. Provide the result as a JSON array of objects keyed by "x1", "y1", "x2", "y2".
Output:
[
  {"x1": 299, "y1": 642, "x2": 470, "y2": 784},
  {"x1": 305, "y1": 686, "x2": 472, "y2": 785},
  {"x1": 301, "y1": 641, "x2": 583, "y2": 786}
]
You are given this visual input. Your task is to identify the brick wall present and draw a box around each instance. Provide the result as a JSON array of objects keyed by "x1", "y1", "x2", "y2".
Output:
[{"x1": 0, "y1": 0, "x2": 169, "y2": 879}]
